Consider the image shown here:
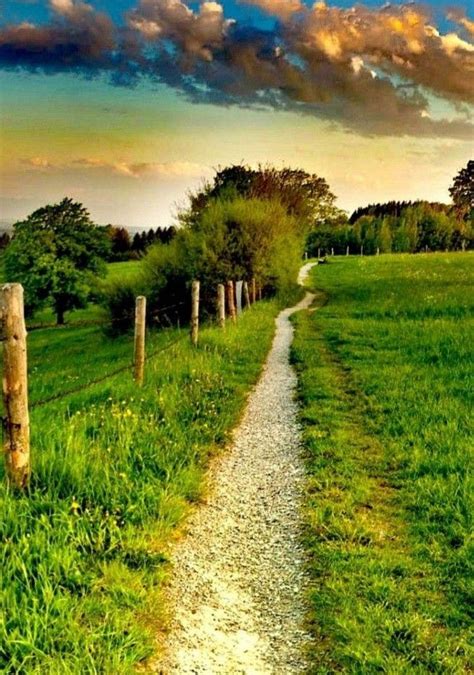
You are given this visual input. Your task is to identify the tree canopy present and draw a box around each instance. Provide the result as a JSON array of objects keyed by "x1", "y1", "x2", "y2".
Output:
[
  {"x1": 5, "y1": 198, "x2": 109, "y2": 324},
  {"x1": 184, "y1": 164, "x2": 339, "y2": 230},
  {"x1": 449, "y1": 160, "x2": 474, "y2": 221}
]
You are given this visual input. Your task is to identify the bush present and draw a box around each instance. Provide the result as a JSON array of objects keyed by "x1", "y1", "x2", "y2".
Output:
[{"x1": 102, "y1": 278, "x2": 144, "y2": 335}]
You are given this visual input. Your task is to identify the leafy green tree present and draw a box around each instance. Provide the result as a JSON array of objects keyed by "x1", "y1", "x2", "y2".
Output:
[
  {"x1": 185, "y1": 164, "x2": 338, "y2": 231},
  {"x1": 5, "y1": 198, "x2": 109, "y2": 324},
  {"x1": 449, "y1": 160, "x2": 474, "y2": 221},
  {"x1": 376, "y1": 218, "x2": 393, "y2": 253}
]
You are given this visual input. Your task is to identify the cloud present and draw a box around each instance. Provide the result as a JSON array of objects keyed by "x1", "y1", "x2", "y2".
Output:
[
  {"x1": 0, "y1": 0, "x2": 115, "y2": 71},
  {"x1": 1, "y1": 0, "x2": 473, "y2": 138},
  {"x1": 20, "y1": 156, "x2": 211, "y2": 178}
]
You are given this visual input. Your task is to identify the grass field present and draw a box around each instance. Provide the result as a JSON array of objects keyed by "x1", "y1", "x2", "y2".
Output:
[
  {"x1": 0, "y1": 293, "x2": 280, "y2": 672},
  {"x1": 292, "y1": 253, "x2": 473, "y2": 672}
]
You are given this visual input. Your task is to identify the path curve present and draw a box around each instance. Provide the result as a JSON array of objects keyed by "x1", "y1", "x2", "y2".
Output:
[{"x1": 158, "y1": 264, "x2": 317, "y2": 674}]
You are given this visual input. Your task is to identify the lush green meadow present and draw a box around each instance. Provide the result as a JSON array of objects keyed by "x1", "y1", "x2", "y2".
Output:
[
  {"x1": 0, "y1": 294, "x2": 279, "y2": 672},
  {"x1": 292, "y1": 253, "x2": 473, "y2": 672}
]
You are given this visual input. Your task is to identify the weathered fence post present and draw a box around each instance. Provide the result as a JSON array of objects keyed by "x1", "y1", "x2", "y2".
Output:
[
  {"x1": 376, "y1": 247, "x2": 380, "y2": 256},
  {"x1": 251, "y1": 278, "x2": 256, "y2": 304},
  {"x1": 331, "y1": 247, "x2": 334, "y2": 256},
  {"x1": 462, "y1": 240, "x2": 466, "y2": 252},
  {"x1": 190, "y1": 280, "x2": 200, "y2": 346},
  {"x1": 217, "y1": 283, "x2": 225, "y2": 328},
  {"x1": 346, "y1": 245, "x2": 350, "y2": 256},
  {"x1": 235, "y1": 280, "x2": 243, "y2": 316},
  {"x1": 134, "y1": 296, "x2": 146, "y2": 385},
  {"x1": 360, "y1": 245, "x2": 364, "y2": 256},
  {"x1": 227, "y1": 280, "x2": 236, "y2": 323},
  {"x1": 1, "y1": 283, "x2": 30, "y2": 489},
  {"x1": 243, "y1": 281, "x2": 250, "y2": 309},
  {"x1": 317, "y1": 247, "x2": 321, "y2": 259}
]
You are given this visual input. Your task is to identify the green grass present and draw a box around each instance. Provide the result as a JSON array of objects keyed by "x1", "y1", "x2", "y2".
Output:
[
  {"x1": 292, "y1": 252, "x2": 473, "y2": 673},
  {"x1": 0, "y1": 298, "x2": 278, "y2": 673}
]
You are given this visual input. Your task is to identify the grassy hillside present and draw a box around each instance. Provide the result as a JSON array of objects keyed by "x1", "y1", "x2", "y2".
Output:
[
  {"x1": 0, "y1": 298, "x2": 279, "y2": 672},
  {"x1": 292, "y1": 253, "x2": 473, "y2": 672}
]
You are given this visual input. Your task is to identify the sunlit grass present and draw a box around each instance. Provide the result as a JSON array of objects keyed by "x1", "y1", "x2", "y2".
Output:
[{"x1": 292, "y1": 252, "x2": 473, "y2": 672}]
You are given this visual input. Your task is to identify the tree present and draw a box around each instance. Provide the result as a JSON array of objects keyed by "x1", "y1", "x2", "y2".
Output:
[
  {"x1": 104, "y1": 225, "x2": 131, "y2": 261},
  {"x1": 184, "y1": 164, "x2": 338, "y2": 231},
  {"x1": 449, "y1": 160, "x2": 474, "y2": 222},
  {"x1": 4, "y1": 198, "x2": 109, "y2": 324}
]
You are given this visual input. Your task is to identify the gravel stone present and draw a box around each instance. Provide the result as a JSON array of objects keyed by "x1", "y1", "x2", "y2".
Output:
[{"x1": 158, "y1": 264, "x2": 317, "y2": 674}]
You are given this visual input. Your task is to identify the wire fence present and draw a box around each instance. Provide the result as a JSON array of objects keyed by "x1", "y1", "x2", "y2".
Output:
[
  {"x1": 29, "y1": 332, "x2": 187, "y2": 409},
  {"x1": 1, "y1": 278, "x2": 262, "y2": 487}
]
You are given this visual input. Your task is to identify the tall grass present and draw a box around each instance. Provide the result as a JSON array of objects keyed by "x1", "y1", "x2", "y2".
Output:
[
  {"x1": 292, "y1": 252, "x2": 473, "y2": 672},
  {"x1": 0, "y1": 299, "x2": 278, "y2": 672}
]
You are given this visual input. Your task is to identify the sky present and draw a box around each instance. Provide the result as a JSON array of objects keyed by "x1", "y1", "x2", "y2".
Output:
[{"x1": 0, "y1": 0, "x2": 472, "y2": 228}]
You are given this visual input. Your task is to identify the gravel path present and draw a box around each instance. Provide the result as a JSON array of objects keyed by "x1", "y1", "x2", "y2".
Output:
[{"x1": 158, "y1": 264, "x2": 317, "y2": 674}]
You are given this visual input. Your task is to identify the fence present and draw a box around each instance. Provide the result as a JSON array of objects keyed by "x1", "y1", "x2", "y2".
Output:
[{"x1": 0, "y1": 277, "x2": 261, "y2": 489}]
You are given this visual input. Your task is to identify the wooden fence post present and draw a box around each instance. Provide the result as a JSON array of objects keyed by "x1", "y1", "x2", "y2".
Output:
[
  {"x1": 226, "y1": 280, "x2": 236, "y2": 323},
  {"x1": 251, "y1": 278, "x2": 256, "y2": 304},
  {"x1": 134, "y1": 296, "x2": 146, "y2": 385},
  {"x1": 346, "y1": 246, "x2": 350, "y2": 256},
  {"x1": 317, "y1": 247, "x2": 321, "y2": 259},
  {"x1": 360, "y1": 245, "x2": 364, "y2": 256},
  {"x1": 257, "y1": 282, "x2": 262, "y2": 301},
  {"x1": 331, "y1": 247, "x2": 334, "y2": 256},
  {"x1": 217, "y1": 283, "x2": 225, "y2": 328},
  {"x1": 235, "y1": 280, "x2": 243, "y2": 316},
  {"x1": 243, "y1": 281, "x2": 250, "y2": 308},
  {"x1": 1, "y1": 283, "x2": 30, "y2": 489},
  {"x1": 376, "y1": 247, "x2": 380, "y2": 256},
  {"x1": 191, "y1": 280, "x2": 200, "y2": 346}
]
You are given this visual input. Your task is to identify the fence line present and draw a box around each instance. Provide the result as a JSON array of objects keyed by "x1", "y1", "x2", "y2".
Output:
[
  {"x1": 1, "y1": 277, "x2": 265, "y2": 487},
  {"x1": 28, "y1": 333, "x2": 187, "y2": 410}
]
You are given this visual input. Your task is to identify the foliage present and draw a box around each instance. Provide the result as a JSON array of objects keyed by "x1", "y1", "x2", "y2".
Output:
[
  {"x1": 4, "y1": 198, "x2": 109, "y2": 324},
  {"x1": 349, "y1": 200, "x2": 451, "y2": 224},
  {"x1": 449, "y1": 160, "x2": 474, "y2": 222},
  {"x1": 0, "y1": 298, "x2": 279, "y2": 672},
  {"x1": 184, "y1": 164, "x2": 338, "y2": 229},
  {"x1": 292, "y1": 253, "x2": 473, "y2": 672},
  {"x1": 103, "y1": 225, "x2": 177, "y2": 262},
  {"x1": 178, "y1": 197, "x2": 304, "y2": 295},
  {"x1": 97, "y1": 163, "x2": 340, "y2": 329},
  {"x1": 307, "y1": 202, "x2": 472, "y2": 256}
]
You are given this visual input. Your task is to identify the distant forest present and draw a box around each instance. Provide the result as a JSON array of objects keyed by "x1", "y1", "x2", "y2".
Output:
[{"x1": 104, "y1": 225, "x2": 177, "y2": 261}]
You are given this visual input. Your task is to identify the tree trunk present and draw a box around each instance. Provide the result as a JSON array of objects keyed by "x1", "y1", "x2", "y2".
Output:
[{"x1": 56, "y1": 308, "x2": 65, "y2": 325}]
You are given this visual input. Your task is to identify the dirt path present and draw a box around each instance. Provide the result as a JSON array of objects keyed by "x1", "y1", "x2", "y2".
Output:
[{"x1": 158, "y1": 265, "x2": 317, "y2": 674}]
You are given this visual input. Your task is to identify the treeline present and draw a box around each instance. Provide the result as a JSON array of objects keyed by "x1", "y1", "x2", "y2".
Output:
[
  {"x1": 308, "y1": 161, "x2": 473, "y2": 255},
  {"x1": 307, "y1": 202, "x2": 473, "y2": 256},
  {"x1": 104, "y1": 225, "x2": 176, "y2": 261},
  {"x1": 349, "y1": 200, "x2": 451, "y2": 224}
]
